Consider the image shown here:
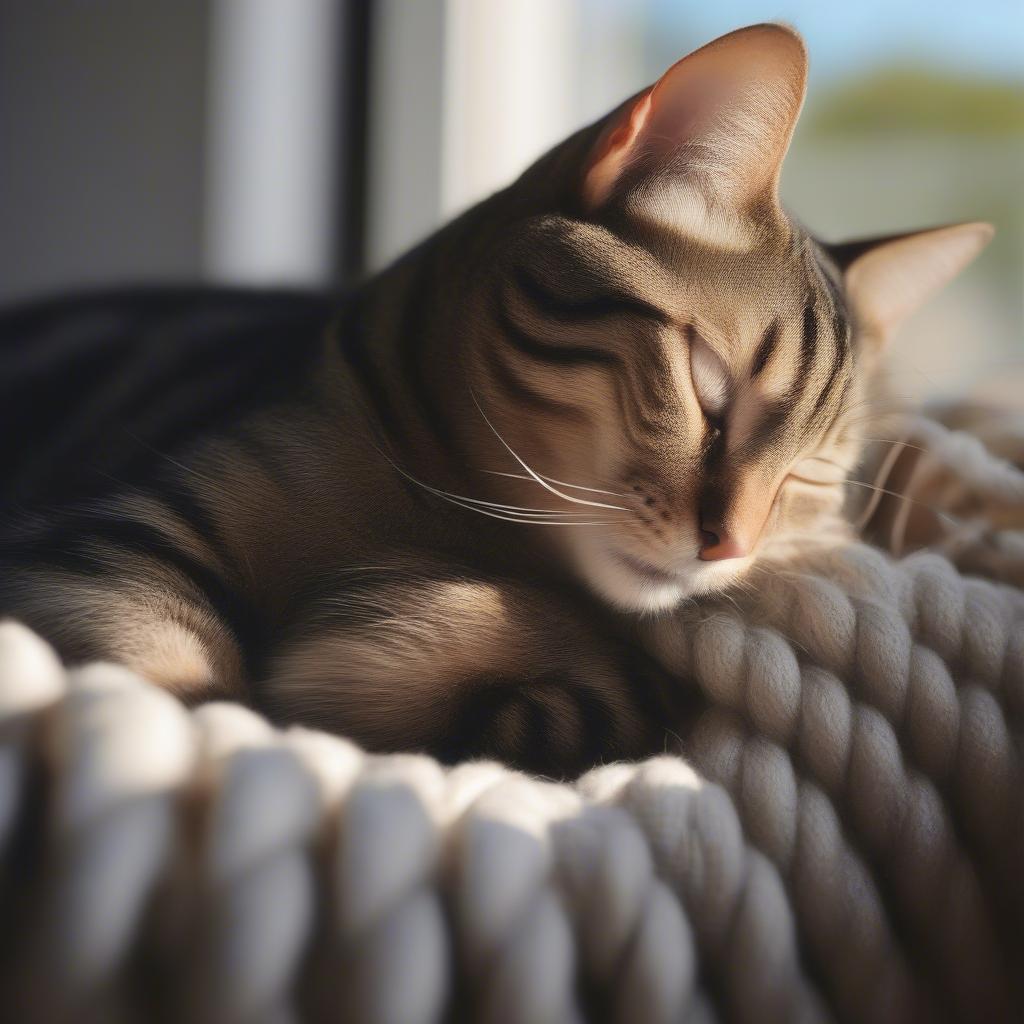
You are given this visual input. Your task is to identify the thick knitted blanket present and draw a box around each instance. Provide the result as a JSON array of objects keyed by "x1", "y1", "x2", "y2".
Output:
[{"x1": 1, "y1": 406, "x2": 1023, "y2": 1024}]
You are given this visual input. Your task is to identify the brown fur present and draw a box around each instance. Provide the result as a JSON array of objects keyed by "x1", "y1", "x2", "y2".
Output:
[{"x1": 0, "y1": 25, "x2": 991, "y2": 775}]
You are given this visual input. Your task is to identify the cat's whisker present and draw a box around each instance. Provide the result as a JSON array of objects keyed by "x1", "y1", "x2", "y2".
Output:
[
  {"x1": 853, "y1": 436, "x2": 910, "y2": 530},
  {"x1": 841, "y1": 414, "x2": 917, "y2": 438},
  {"x1": 122, "y1": 427, "x2": 220, "y2": 488},
  {"x1": 847, "y1": 435, "x2": 931, "y2": 455},
  {"x1": 372, "y1": 441, "x2": 586, "y2": 514},
  {"x1": 373, "y1": 441, "x2": 625, "y2": 527},
  {"x1": 790, "y1": 474, "x2": 958, "y2": 529},
  {"x1": 810, "y1": 431, "x2": 951, "y2": 542},
  {"x1": 430, "y1": 494, "x2": 626, "y2": 527},
  {"x1": 836, "y1": 402, "x2": 910, "y2": 426},
  {"x1": 470, "y1": 390, "x2": 630, "y2": 512},
  {"x1": 407, "y1": 480, "x2": 627, "y2": 527},
  {"x1": 481, "y1": 470, "x2": 630, "y2": 499},
  {"x1": 800, "y1": 455, "x2": 850, "y2": 477},
  {"x1": 418, "y1": 485, "x2": 601, "y2": 516}
]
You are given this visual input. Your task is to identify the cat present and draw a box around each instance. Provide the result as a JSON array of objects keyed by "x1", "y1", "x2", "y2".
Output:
[{"x1": 0, "y1": 24, "x2": 992, "y2": 775}]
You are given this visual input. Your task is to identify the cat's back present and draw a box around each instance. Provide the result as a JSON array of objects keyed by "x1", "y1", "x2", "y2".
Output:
[{"x1": 0, "y1": 285, "x2": 337, "y2": 514}]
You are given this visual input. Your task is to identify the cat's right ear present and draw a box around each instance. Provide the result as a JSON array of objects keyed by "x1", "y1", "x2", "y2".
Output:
[
  {"x1": 581, "y1": 23, "x2": 807, "y2": 212},
  {"x1": 826, "y1": 222, "x2": 994, "y2": 342}
]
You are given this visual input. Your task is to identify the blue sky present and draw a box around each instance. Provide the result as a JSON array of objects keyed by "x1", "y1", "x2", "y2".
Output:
[{"x1": 640, "y1": 0, "x2": 1024, "y2": 82}]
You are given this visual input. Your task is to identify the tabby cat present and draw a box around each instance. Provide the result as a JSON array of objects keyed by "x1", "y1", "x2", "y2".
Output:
[{"x1": 0, "y1": 25, "x2": 991, "y2": 775}]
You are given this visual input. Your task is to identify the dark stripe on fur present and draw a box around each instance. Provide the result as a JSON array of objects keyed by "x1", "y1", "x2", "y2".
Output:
[
  {"x1": 750, "y1": 317, "x2": 781, "y2": 378},
  {"x1": 822, "y1": 376, "x2": 853, "y2": 438},
  {"x1": 811, "y1": 326, "x2": 849, "y2": 422},
  {"x1": 396, "y1": 249, "x2": 456, "y2": 449},
  {"x1": 815, "y1": 249, "x2": 850, "y2": 329},
  {"x1": 512, "y1": 265, "x2": 670, "y2": 326},
  {"x1": 570, "y1": 684, "x2": 619, "y2": 766},
  {"x1": 615, "y1": 373, "x2": 673, "y2": 442},
  {"x1": 0, "y1": 287, "x2": 333, "y2": 516},
  {"x1": 734, "y1": 400, "x2": 792, "y2": 466},
  {"x1": 436, "y1": 675, "x2": 618, "y2": 777},
  {"x1": 799, "y1": 302, "x2": 818, "y2": 384},
  {"x1": 494, "y1": 293, "x2": 622, "y2": 369},
  {"x1": 5, "y1": 512, "x2": 258, "y2": 660},
  {"x1": 481, "y1": 341, "x2": 588, "y2": 420},
  {"x1": 630, "y1": 339, "x2": 675, "y2": 419},
  {"x1": 523, "y1": 696, "x2": 553, "y2": 766},
  {"x1": 144, "y1": 480, "x2": 226, "y2": 561},
  {"x1": 334, "y1": 296, "x2": 403, "y2": 442}
]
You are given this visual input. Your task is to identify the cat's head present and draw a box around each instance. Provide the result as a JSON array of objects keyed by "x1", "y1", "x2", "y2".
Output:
[{"x1": 467, "y1": 23, "x2": 991, "y2": 613}]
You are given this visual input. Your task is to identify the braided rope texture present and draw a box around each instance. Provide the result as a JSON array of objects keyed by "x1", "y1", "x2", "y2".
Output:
[
  {"x1": 1, "y1": 540, "x2": 1022, "y2": 1023},
  {"x1": 1, "y1": 412, "x2": 1023, "y2": 1023}
]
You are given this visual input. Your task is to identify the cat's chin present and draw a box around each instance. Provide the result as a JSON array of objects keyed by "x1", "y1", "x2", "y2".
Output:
[{"x1": 578, "y1": 542, "x2": 750, "y2": 615}]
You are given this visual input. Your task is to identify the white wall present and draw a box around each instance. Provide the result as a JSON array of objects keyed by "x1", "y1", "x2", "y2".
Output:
[
  {"x1": 204, "y1": 0, "x2": 341, "y2": 286},
  {"x1": 365, "y1": 0, "x2": 582, "y2": 271}
]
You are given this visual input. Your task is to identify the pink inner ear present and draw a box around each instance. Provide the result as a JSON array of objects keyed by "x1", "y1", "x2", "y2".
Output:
[
  {"x1": 579, "y1": 25, "x2": 808, "y2": 213},
  {"x1": 650, "y1": 68, "x2": 728, "y2": 141},
  {"x1": 580, "y1": 58, "x2": 731, "y2": 210},
  {"x1": 581, "y1": 90, "x2": 653, "y2": 210}
]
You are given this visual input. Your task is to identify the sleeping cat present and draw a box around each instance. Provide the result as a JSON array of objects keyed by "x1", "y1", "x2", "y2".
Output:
[{"x1": 0, "y1": 24, "x2": 991, "y2": 774}]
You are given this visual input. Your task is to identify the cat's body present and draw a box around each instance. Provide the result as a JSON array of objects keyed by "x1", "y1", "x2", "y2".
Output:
[
  {"x1": 0, "y1": 25, "x2": 992, "y2": 774},
  {"x1": 0, "y1": 276, "x2": 671, "y2": 774}
]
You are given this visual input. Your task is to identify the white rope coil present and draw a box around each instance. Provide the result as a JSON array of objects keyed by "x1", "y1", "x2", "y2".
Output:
[{"x1": 1, "y1": 410, "x2": 1023, "y2": 1023}]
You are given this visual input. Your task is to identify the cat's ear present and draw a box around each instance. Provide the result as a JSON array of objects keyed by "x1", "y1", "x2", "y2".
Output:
[
  {"x1": 827, "y1": 223, "x2": 994, "y2": 341},
  {"x1": 581, "y1": 23, "x2": 807, "y2": 211}
]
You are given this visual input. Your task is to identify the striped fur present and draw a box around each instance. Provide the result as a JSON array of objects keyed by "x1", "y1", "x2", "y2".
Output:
[{"x1": 0, "y1": 26, "x2": 989, "y2": 775}]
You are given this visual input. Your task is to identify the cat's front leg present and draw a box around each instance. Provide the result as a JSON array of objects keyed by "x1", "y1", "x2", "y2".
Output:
[
  {"x1": 0, "y1": 564, "x2": 247, "y2": 702},
  {"x1": 261, "y1": 571, "x2": 673, "y2": 776}
]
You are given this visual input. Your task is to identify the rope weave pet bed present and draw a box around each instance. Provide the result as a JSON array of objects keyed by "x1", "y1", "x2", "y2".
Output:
[{"x1": 1, "y1": 408, "x2": 1023, "y2": 1024}]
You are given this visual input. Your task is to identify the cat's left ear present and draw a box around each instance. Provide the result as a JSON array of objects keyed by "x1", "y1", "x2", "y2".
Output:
[
  {"x1": 826, "y1": 222, "x2": 994, "y2": 342},
  {"x1": 581, "y1": 23, "x2": 807, "y2": 211}
]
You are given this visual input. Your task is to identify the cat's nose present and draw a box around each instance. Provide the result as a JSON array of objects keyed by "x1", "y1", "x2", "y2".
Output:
[{"x1": 698, "y1": 524, "x2": 748, "y2": 561}]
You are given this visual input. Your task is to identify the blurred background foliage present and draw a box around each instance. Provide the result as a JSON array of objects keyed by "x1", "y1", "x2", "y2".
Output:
[{"x1": 805, "y1": 69, "x2": 1024, "y2": 137}]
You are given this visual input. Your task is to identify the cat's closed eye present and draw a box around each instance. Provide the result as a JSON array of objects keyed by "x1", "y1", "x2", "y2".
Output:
[{"x1": 688, "y1": 332, "x2": 730, "y2": 421}]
